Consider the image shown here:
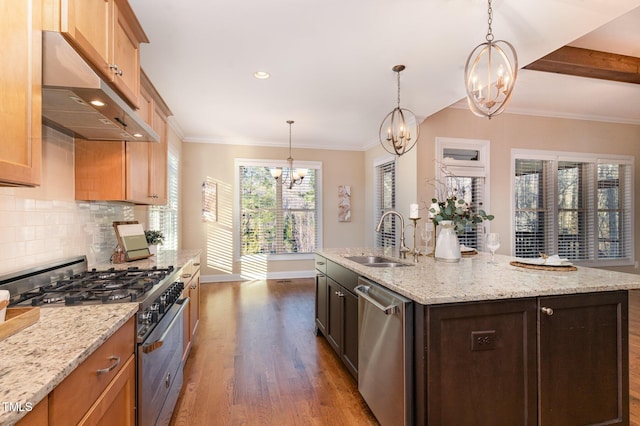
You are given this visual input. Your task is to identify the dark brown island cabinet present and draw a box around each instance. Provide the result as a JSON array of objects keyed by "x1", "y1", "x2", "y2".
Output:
[
  {"x1": 315, "y1": 254, "x2": 628, "y2": 425},
  {"x1": 314, "y1": 255, "x2": 358, "y2": 379}
]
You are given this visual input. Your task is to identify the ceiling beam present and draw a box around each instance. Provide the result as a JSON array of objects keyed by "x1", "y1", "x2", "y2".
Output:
[{"x1": 524, "y1": 46, "x2": 640, "y2": 84}]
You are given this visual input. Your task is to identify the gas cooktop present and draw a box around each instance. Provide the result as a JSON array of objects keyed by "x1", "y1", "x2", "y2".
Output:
[{"x1": 0, "y1": 256, "x2": 176, "y2": 309}]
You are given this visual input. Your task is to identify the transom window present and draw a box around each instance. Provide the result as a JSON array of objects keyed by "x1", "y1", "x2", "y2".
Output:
[{"x1": 513, "y1": 150, "x2": 633, "y2": 266}]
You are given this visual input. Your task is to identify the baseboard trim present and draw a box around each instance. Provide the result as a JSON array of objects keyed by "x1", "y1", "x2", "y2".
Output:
[{"x1": 201, "y1": 270, "x2": 316, "y2": 283}]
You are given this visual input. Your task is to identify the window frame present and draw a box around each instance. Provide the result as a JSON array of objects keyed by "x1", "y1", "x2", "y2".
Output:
[
  {"x1": 511, "y1": 149, "x2": 634, "y2": 267},
  {"x1": 373, "y1": 155, "x2": 397, "y2": 248},
  {"x1": 234, "y1": 158, "x2": 323, "y2": 262},
  {"x1": 435, "y1": 137, "x2": 491, "y2": 250}
]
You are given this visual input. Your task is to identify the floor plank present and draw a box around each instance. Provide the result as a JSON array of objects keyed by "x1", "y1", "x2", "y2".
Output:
[{"x1": 170, "y1": 279, "x2": 378, "y2": 426}]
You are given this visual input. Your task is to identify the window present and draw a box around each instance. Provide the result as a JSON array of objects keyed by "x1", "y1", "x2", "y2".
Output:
[
  {"x1": 236, "y1": 159, "x2": 322, "y2": 258},
  {"x1": 149, "y1": 145, "x2": 179, "y2": 250},
  {"x1": 374, "y1": 157, "x2": 396, "y2": 248},
  {"x1": 513, "y1": 150, "x2": 633, "y2": 266},
  {"x1": 436, "y1": 138, "x2": 491, "y2": 250}
]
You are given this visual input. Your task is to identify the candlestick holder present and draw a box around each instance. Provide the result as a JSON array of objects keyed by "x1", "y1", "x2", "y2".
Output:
[{"x1": 410, "y1": 217, "x2": 421, "y2": 263}]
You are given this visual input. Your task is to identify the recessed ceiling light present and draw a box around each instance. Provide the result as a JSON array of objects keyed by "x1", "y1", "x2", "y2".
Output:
[
  {"x1": 254, "y1": 71, "x2": 270, "y2": 79},
  {"x1": 90, "y1": 100, "x2": 106, "y2": 107},
  {"x1": 133, "y1": 133, "x2": 143, "y2": 138}
]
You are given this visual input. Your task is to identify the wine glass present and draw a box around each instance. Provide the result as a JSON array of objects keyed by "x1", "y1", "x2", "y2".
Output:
[
  {"x1": 485, "y1": 233, "x2": 500, "y2": 263},
  {"x1": 421, "y1": 225, "x2": 434, "y2": 255}
]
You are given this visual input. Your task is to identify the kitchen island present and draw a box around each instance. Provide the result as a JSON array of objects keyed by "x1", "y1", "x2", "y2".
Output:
[{"x1": 316, "y1": 247, "x2": 640, "y2": 426}]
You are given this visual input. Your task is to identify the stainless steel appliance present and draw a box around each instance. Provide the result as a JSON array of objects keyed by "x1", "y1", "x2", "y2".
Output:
[
  {"x1": 0, "y1": 256, "x2": 188, "y2": 426},
  {"x1": 355, "y1": 277, "x2": 413, "y2": 426},
  {"x1": 42, "y1": 31, "x2": 159, "y2": 143}
]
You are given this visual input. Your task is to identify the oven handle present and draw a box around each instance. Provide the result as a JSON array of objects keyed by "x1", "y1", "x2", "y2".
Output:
[{"x1": 141, "y1": 298, "x2": 190, "y2": 354}]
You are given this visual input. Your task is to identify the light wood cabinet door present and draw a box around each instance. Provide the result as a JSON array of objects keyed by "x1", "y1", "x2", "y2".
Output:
[
  {"x1": 189, "y1": 270, "x2": 201, "y2": 341},
  {"x1": 111, "y1": 0, "x2": 141, "y2": 108},
  {"x1": 15, "y1": 396, "x2": 48, "y2": 426},
  {"x1": 148, "y1": 107, "x2": 168, "y2": 204},
  {"x1": 75, "y1": 140, "x2": 127, "y2": 201},
  {"x1": 125, "y1": 141, "x2": 151, "y2": 203},
  {"x1": 0, "y1": 0, "x2": 42, "y2": 187},
  {"x1": 49, "y1": 317, "x2": 134, "y2": 425},
  {"x1": 60, "y1": 0, "x2": 112, "y2": 77},
  {"x1": 78, "y1": 355, "x2": 136, "y2": 426}
]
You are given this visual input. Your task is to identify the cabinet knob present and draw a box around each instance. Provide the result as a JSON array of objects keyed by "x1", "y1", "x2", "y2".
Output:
[{"x1": 541, "y1": 307, "x2": 554, "y2": 316}]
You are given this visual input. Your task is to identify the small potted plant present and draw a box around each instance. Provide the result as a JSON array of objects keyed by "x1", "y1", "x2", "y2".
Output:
[{"x1": 144, "y1": 230, "x2": 164, "y2": 256}]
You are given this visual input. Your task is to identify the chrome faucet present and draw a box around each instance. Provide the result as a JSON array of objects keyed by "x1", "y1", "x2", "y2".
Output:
[{"x1": 375, "y1": 210, "x2": 411, "y2": 259}]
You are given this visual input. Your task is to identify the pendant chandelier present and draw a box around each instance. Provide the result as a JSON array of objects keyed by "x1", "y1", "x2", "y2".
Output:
[
  {"x1": 464, "y1": 0, "x2": 518, "y2": 119},
  {"x1": 379, "y1": 65, "x2": 419, "y2": 156},
  {"x1": 271, "y1": 120, "x2": 307, "y2": 189}
]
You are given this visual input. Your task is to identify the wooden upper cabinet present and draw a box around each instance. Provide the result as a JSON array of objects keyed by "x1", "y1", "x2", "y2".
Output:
[
  {"x1": 75, "y1": 72, "x2": 171, "y2": 205},
  {"x1": 0, "y1": 0, "x2": 42, "y2": 187},
  {"x1": 149, "y1": 105, "x2": 168, "y2": 204},
  {"x1": 111, "y1": 0, "x2": 144, "y2": 107},
  {"x1": 43, "y1": 0, "x2": 148, "y2": 108}
]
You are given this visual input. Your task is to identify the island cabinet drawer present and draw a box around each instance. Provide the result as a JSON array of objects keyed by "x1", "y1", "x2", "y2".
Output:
[
  {"x1": 49, "y1": 316, "x2": 135, "y2": 425},
  {"x1": 326, "y1": 260, "x2": 358, "y2": 294},
  {"x1": 314, "y1": 255, "x2": 327, "y2": 274}
]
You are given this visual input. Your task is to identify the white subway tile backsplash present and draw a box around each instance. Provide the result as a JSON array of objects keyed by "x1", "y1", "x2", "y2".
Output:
[
  {"x1": 0, "y1": 194, "x2": 15, "y2": 210},
  {"x1": 0, "y1": 127, "x2": 137, "y2": 275}
]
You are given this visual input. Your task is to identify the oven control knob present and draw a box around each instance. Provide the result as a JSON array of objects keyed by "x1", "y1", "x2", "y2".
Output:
[
  {"x1": 140, "y1": 311, "x2": 153, "y2": 324},
  {"x1": 149, "y1": 303, "x2": 160, "y2": 322}
]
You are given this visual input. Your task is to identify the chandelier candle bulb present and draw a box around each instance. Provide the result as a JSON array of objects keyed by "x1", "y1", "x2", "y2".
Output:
[{"x1": 410, "y1": 203, "x2": 420, "y2": 219}]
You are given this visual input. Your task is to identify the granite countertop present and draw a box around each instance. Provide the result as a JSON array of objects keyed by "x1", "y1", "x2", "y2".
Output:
[
  {"x1": 90, "y1": 249, "x2": 201, "y2": 271},
  {"x1": 0, "y1": 303, "x2": 138, "y2": 425},
  {"x1": 0, "y1": 249, "x2": 201, "y2": 425},
  {"x1": 317, "y1": 247, "x2": 640, "y2": 305}
]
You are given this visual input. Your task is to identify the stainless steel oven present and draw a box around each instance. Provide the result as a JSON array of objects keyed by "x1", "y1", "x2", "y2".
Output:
[
  {"x1": 138, "y1": 296, "x2": 189, "y2": 426},
  {"x1": 0, "y1": 256, "x2": 190, "y2": 426}
]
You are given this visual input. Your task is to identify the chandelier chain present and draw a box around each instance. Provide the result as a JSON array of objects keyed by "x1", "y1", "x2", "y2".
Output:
[
  {"x1": 486, "y1": 0, "x2": 494, "y2": 42},
  {"x1": 396, "y1": 71, "x2": 401, "y2": 107}
]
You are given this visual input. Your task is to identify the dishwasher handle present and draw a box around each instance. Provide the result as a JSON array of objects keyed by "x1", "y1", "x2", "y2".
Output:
[{"x1": 355, "y1": 284, "x2": 398, "y2": 315}]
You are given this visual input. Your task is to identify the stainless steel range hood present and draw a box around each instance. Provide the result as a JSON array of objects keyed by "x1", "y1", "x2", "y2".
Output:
[{"x1": 42, "y1": 31, "x2": 158, "y2": 142}]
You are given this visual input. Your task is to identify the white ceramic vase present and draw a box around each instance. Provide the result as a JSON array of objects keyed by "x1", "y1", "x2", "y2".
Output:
[
  {"x1": 149, "y1": 244, "x2": 158, "y2": 256},
  {"x1": 434, "y1": 220, "x2": 461, "y2": 262}
]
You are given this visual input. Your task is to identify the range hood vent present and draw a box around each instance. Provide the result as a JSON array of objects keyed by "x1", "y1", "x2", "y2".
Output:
[{"x1": 42, "y1": 31, "x2": 158, "y2": 143}]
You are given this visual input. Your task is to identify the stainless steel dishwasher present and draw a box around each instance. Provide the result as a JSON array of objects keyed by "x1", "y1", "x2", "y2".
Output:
[{"x1": 355, "y1": 277, "x2": 413, "y2": 426}]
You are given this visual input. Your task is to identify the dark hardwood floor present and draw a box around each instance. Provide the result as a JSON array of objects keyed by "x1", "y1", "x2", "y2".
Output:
[
  {"x1": 170, "y1": 279, "x2": 378, "y2": 426},
  {"x1": 171, "y1": 279, "x2": 640, "y2": 426}
]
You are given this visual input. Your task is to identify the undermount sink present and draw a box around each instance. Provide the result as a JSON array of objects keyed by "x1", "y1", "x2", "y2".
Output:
[{"x1": 345, "y1": 255, "x2": 411, "y2": 268}]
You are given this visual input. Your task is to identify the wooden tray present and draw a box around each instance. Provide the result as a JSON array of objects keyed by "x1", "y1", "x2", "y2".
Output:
[
  {"x1": 510, "y1": 261, "x2": 577, "y2": 272},
  {"x1": 0, "y1": 307, "x2": 40, "y2": 342}
]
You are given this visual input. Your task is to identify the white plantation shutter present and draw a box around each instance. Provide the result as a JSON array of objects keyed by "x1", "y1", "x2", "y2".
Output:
[
  {"x1": 515, "y1": 159, "x2": 553, "y2": 258},
  {"x1": 149, "y1": 145, "x2": 179, "y2": 250},
  {"x1": 597, "y1": 162, "x2": 633, "y2": 261},
  {"x1": 238, "y1": 160, "x2": 321, "y2": 257},
  {"x1": 444, "y1": 174, "x2": 486, "y2": 250},
  {"x1": 514, "y1": 153, "x2": 633, "y2": 266},
  {"x1": 375, "y1": 159, "x2": 396, "y2": 248}
]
